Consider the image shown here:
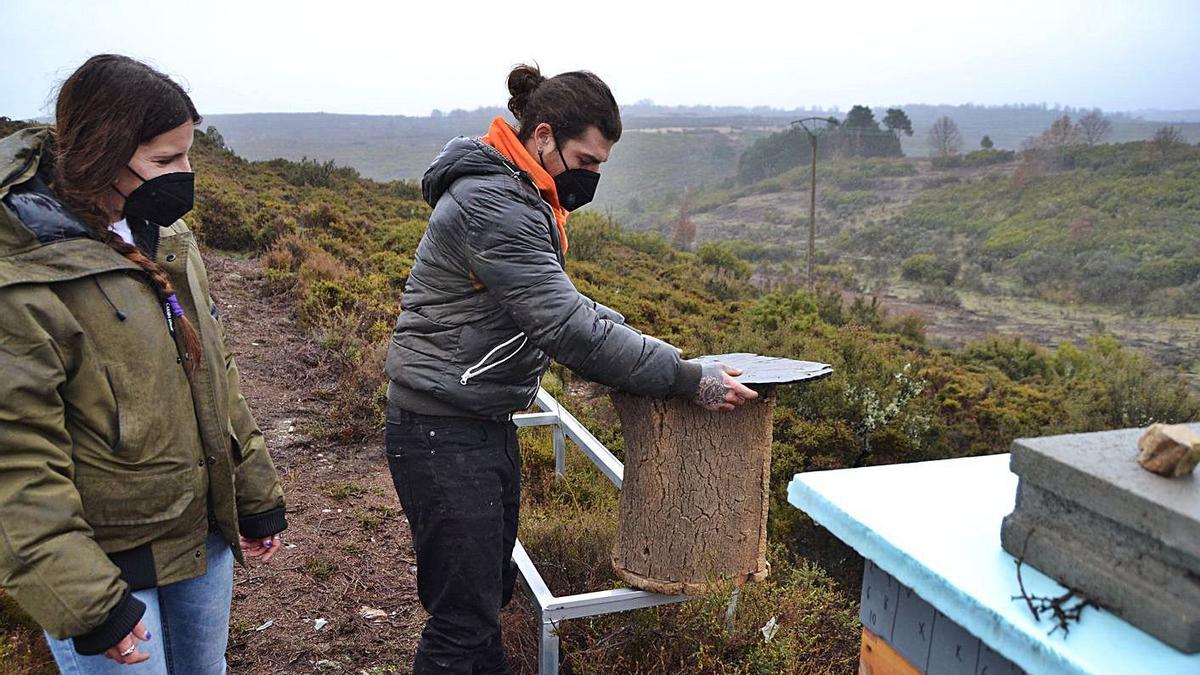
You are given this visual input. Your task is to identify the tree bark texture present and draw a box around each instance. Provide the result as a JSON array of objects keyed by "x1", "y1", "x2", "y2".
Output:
[{"x1": 609, "y1": 388, "x2": 777, "y2": 594}]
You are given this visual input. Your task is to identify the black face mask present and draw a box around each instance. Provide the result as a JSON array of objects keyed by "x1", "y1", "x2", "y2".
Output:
[
  {"x1": 116, "y1": 166, "x2": 195, "y2": 226},
  {"x1": 540, "y1": 138, "x2": 600, "y2": 211}
]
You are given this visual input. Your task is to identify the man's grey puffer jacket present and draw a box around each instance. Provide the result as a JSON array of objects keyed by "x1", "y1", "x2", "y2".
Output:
[{"x1": 386, "y1": 137, "x2": 702, "y2": 419}]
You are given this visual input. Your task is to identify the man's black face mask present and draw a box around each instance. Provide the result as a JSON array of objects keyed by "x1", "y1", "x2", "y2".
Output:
[{"x1": 540, "y1": 134, "x2": 600, "y2": 211}]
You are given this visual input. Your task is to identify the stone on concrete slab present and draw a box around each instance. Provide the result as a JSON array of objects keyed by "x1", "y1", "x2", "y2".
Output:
[{"x1": 1138, "y1": 423, "x2": 1200, "y2": 478}]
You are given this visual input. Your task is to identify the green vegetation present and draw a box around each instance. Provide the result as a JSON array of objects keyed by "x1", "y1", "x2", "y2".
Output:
[
  {"x1": 320, "y1": 481, "x2": 366, "y2": 501},
  {"x1": 852, "y1": 141, "x2": 1200, "y2": 314},
  {"x1": 900, "y1": 253, "x2": 959, "y2": 285},
  {"x1": 930, "y1": 147, "x2": 1016, "y2": 168},
  {"x1": 354, "y1": 509, "x2": 384, "y2": 532},
  {"x1": 304, "y1": 558, "x2": 339, "y2": 581}
]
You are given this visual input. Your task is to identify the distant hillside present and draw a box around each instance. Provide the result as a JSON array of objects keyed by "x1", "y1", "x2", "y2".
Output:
[
  {"x1": 628, "y1": 132, "x2": 1200, "y2": 391},
  {"x1": 1129, "y1": 109, "x2": 1200, "y2": 123},
  {"x1": 854, "y1": 142, "x2": 1200, "y2": 315},
  {"x1": 203, "y1": 111, "x2": 482, "y2": 182},
  {"x1": 202, "y1": 104, "x2": 1200, "y2": 230},
  {"x1": 891, "y1": 104, "x2": 1200, "y2": 155},
  {"x1": 668, "y1": 137, "x2": 1200, "y2": 312},
  {"x1": 206, "y1": 104, "x2": 1200, "y2": 177},
  {"x1": 204, "y1": 110, "x2": 772, "y2": 217}
]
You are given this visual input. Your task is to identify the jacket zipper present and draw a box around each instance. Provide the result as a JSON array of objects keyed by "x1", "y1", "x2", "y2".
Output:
[
  {"x1": 459, "y1": 332, "x2": 529, "y2": 385},
  {"x1": 512, "y1": 172, "x2": 565, "y2": 266}
]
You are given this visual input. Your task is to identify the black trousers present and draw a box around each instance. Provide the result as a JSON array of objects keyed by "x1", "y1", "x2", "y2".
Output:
[{"x1": 385, "y1": 406, "x2": 520, "y2": 675}]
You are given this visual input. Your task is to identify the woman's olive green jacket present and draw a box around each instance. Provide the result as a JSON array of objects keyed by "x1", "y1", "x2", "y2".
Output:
[{"x1": 0, "y1": 128, "x2": 286, "y2": 654}]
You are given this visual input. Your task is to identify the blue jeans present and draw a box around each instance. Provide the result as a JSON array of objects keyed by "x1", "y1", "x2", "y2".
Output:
[
  {"x1": 45, "y1": 531, "x2": 234, "y2": 675},
  {"x1": 385, "y1": 406, "x2": 520, "y2": 675}
]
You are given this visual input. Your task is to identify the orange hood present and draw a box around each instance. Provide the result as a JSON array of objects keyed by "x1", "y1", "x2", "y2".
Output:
[{"x1": 480, "y1": 116, "x2": 569, "y2": 254}]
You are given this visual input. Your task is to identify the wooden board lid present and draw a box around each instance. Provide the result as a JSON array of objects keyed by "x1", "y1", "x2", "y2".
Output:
[{"x1": 690, "y1": 352, "x2": 833, "y2": 386}]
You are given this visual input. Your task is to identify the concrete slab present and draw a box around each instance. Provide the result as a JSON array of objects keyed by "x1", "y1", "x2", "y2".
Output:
[
  {"x1": 1008, "y1": 424, "x2": 1200, "y2": 566},
  {"x1": 1004, "y1": 424, "x2": 1200, "y2": 653}
]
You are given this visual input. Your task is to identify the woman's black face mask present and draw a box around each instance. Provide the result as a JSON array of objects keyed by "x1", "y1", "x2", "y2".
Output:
[
  {"x1": 540, "y1": 136, "x2": 600, "y2": 211},
  {"x1": 116, "y1": 166, "x2": 195, "y2": 226}
]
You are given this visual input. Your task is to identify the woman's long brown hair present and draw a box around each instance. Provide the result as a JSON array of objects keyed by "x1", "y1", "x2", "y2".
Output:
[{"x1": 50, "y1": 54, "x2": 204, "y2": 372}]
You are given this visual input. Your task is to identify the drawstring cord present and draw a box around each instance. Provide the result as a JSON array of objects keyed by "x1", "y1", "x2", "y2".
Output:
[
  {"x1": 92, "y1": 278, "x2": 128, "y2": 322},
  {"x1": 459, "y1": 333, "x2": 528, "y2": 385}
]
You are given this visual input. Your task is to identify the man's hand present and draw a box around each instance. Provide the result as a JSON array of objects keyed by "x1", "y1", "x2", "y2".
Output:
[
  {"x1": 103, "y1": 620, "x2": 150, "y2": 664},
  {"x1": 693, "y1": 363, "x2": 760, "y2": 412},
  {"x1": 240, "y1": 534, "x2": 282, "y2": 562}
]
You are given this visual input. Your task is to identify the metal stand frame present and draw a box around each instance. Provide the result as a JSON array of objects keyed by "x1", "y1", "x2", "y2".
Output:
[{"x1": 510, "y1": 388, "x2": 692, "y2": 674}]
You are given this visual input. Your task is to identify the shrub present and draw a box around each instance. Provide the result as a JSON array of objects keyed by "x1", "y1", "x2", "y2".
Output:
[
  {"x1": 192, "y1": 182, "x2": 254, "y2": 250},
  {"x1": 1054, "y1": 336, "x2": 1200, "y2": 429},
  {"x1": 918, "y1": 285, "x2": 963, "y2": 307},
  {"x1": 617, "y1": 230, "x2": 675, "y2": 261},
  {"x1": 568, "y1": 211, "x2": 620, "y2": 262},
  {"x1": 697, "y1": 242, "x2": 752, "y2": 279},
  {"x1": 900, "y1": 253, "x2": 959, "y2": 285},
  {"x1": 266, "y1": 156, "x2": 361, "y2": 188},
  {"x1": 961, "y1": 336, "x2": 1054, "y2": 382}
]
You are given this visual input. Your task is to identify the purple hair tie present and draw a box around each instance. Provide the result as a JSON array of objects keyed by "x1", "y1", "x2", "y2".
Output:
[{"x1": 165, "y1": 294, "x2": 185, "y2": 318}]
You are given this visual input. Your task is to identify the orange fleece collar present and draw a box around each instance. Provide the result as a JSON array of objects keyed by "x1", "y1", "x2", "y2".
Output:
[{"x1": 480, "y1": 116, "x2": 569, "y2": 254}]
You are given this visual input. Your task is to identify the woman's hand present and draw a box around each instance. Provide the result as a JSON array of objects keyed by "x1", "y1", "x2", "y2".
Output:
[
  {"x1": 104, "y1": 620, "x2": 150, "y2": 664},
  {"x1": 240, "y1": 534, "x2": 282, "y2": 562},
  {"x1": 693, "y1": 363, "x2": 760, "y2": 412}
]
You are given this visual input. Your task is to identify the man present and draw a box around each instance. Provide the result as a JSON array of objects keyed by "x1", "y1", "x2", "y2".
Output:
[{"x1": 384, "y1": 64, "x2": 757, "y2": 673}]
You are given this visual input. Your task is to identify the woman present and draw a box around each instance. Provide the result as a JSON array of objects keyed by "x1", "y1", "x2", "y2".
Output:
[
  {"x1": 0, "y1": 55, "x2": 286, "y2": 672},
  {"x1": 384, "y1": 63, "x2": 757, "y2": 673}
]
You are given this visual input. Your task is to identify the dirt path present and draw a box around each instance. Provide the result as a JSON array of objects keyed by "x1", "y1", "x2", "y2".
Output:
[{"x1": 206, "y1": 253, "x2": 426, "y2": 673}]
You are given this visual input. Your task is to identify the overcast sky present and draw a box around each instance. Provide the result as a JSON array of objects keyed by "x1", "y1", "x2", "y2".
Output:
[{"x1": 2, "y1": 0, "x2": 1198, "y2": 119}]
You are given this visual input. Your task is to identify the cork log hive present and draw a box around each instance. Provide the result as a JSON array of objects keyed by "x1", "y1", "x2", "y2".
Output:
[{"x1": 610, "y1": 353, "x2": 832, "y2": 594}]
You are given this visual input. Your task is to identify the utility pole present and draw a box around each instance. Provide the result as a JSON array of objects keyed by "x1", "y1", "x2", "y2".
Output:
[{"x1": 791, "y1": 117, "x2": 839, "y2": 291}]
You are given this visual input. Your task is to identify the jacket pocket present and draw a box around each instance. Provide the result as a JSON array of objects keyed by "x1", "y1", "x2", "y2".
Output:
[
  {"x1": 103, "y1": 364, "x2": 158, "y2": 456},
  {"x1": 75, "y1": 470, "x2": 194, "y2": 527},
  {"x1": 102, "y1": 367, "x2": 122, "y2": 452}
]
